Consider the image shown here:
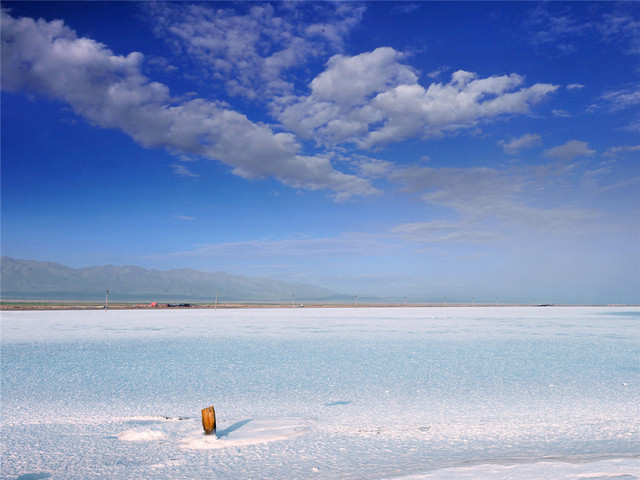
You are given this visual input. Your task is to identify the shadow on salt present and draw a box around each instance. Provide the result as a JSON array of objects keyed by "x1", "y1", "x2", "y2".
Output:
[{"x1": 182, "y1": 417, "x2": 313, "y2": 450}]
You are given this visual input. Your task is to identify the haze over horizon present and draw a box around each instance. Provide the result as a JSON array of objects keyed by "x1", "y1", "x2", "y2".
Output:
[{"x1": 2, "y1": 2, "x2": 638, "y2": 305}]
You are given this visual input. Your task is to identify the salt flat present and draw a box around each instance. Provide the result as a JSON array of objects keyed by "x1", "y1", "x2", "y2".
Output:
[{"x1": 1, "y1": 307, "x2": 638, "y2": 479}]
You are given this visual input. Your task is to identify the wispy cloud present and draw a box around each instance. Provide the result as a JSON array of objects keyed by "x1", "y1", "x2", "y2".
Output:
[
  {"x1": 389, "y1": 163, "x2": 601, "y2": 235},
  {"x1": 427, "y1": 65, "x2": 450, "y2": 79},
  {"x1": 394, "y1": 3, "x2": 420, "y2": 15},
  {"x1": 599, "y1": 10, "x2": 640, "y2": 56},
  {"x1": 524, "y1": 4, "x2": 640, "y2": 57},
  {"x1": 601, "y1": 85, "x2": 640, "y2": 111},
  {"x1": 171, "y1": 164, "x2": 200, "y2": 177},
  {"x1": 147, "y1": 2, "x2": 365, "y2": 100},
  {"x1": 160, "y1": 233, "x2": 402, "y2": 260},
  {"x1": 603, "y1": 145, "x2": 640, "y2": 157},
  {"x1": 552, "y1": 109, "x2": 571, "y2": 118},
  {"x1": 391, "y1": 220, "x2": 499, "y2": 244},
  {"x1": 524, "y1": 5, "x2": 592, "y2": 49}
]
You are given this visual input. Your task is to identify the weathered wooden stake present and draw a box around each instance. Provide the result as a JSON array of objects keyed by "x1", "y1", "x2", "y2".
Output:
[{"x1": 201, "y1": 406, "x2": 216, "y2": 435}]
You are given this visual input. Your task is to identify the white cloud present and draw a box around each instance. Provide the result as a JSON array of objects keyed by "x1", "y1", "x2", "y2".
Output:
[
  {"x1": 1, "y1": 10, "x2": 375, "y2": 199},
  {"x1": 275, "y1": 47, "x2": 418, "y2": 144},
  {"x1": 365, "y1": 72, "x2": 557, "y2": 147},
  {"x1": 543, "y1": 140, "x2": 595, "y2": 160},
  {"x1": 498, "y1": 133, "x2": 541, "y2": 154},
  {"x1": 278, "y1": 48, "x2": 558, "y2": 148},
  {"x1": 567, "y1": 83, "x2": 584, "y2": 90}
]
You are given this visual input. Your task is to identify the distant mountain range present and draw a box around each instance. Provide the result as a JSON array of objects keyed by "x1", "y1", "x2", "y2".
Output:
[{"x1": 0, "y1": 257, "x2": 347, "y2": 302}]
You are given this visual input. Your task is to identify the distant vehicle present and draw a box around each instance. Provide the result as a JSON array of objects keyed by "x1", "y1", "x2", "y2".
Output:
[{"x1": 167, "y1": 303, "x2": 191, "y2": 307}]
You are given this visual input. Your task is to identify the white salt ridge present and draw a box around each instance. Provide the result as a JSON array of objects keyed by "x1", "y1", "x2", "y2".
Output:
[
  {"x1": 397, "y1": 456, "x2": 640, "y2": 479},
  {"x1": 117, "y1": 428, "x2": 166, "y2": 442},
  {"x1": 112, "y1": 414, "x2": 312, "y2": 449}
]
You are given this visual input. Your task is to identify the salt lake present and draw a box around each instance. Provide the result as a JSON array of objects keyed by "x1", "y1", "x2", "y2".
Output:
[{"x1": 1, "y1": 306, "x2": 638, "y2": 479}]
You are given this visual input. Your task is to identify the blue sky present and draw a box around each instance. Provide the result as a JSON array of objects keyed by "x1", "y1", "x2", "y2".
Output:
[{"x1": 2, "y1": 1, "x2": 639, "y2": 304}]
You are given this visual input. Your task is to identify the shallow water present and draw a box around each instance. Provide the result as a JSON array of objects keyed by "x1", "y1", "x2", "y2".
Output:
[{"x1": 1, "y1": 307, "x2": 639, "y2": 479}]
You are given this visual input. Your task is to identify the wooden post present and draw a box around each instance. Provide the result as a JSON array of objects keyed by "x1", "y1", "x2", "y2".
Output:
[{"x1": 201, "y1": 406, "x2": 216, "y2": 435}]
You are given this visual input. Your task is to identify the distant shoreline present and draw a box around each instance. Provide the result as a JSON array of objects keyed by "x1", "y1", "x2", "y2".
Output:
[{"x1": 1, "y1": 301, "x2": 633, "y2": 311}]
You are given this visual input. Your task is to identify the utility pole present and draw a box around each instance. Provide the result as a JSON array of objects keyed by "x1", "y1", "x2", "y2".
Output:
[
  {"x1": 215, "y1": 291, "x2": 218, "y2": 310},
  {"x1": 105, "y1": 289, "x2": 109, "y2": 311}
]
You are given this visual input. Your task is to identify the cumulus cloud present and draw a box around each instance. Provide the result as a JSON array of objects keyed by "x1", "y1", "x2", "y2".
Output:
[
  {"x1": 543, "y1": 140, "x2": 595, "y2": 160},
  {"x1": 310, "y1": 47, "x2": 418, "y2": 106},
  {"x1": 567, "y1": 83, "x2": 584, "y2": 91},
  {"x1": 0, "y1": 10, "x2": 375, "y2": 199},
  {"x1": 277, "y1": 48, "x2": 558, "y2": 148},
  {"x1": 498, "y1": 133, "x2": 541, "y2": 154}
]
